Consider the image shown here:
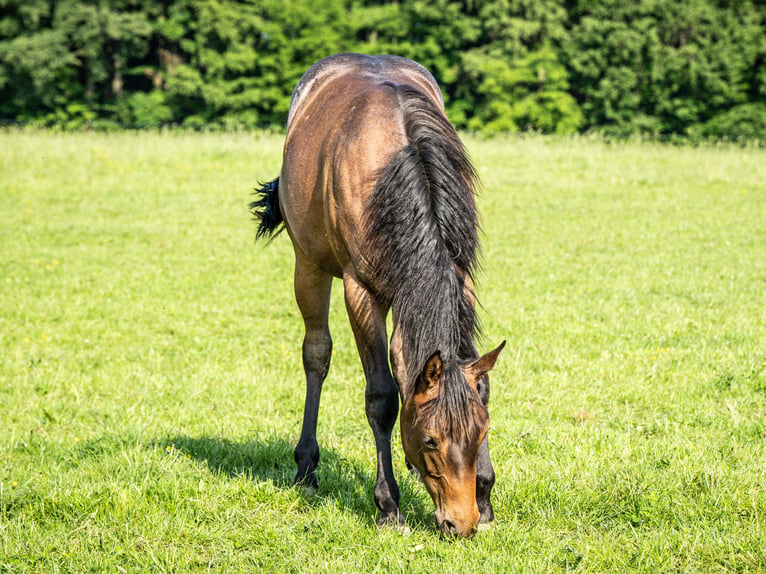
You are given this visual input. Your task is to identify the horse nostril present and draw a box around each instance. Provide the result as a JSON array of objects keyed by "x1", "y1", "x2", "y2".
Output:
[{"x1": 440, "y1": 519, "x2": 458, "y2": 536}]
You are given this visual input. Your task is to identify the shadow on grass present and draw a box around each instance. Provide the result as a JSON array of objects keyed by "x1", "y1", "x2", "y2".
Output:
[{"x1": 153, "y1": 434, "x2": 433, "y2": 530}]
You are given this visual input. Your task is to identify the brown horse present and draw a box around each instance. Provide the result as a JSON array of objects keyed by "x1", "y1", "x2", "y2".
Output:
[{"x1": 252, "y1": 53, "x2": 504, "y2": 537}]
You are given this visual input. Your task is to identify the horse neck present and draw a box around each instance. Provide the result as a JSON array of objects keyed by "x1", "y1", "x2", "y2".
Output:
[
  {"x1": 361, "y1": 82, "x2": 480, "y2": 390},
  {"x1": 391, "y1": 263, "x2": 477, "y2": 393}
]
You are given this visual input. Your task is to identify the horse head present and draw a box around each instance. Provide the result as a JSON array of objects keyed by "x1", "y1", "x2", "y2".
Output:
[{"x1": 400, "y1": 342, "x2": 504, "y2": 537}]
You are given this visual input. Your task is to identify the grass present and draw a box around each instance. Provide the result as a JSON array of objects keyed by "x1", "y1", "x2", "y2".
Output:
[{"x1": 1, "y1": 129, "x2": 765, "y2": 572}]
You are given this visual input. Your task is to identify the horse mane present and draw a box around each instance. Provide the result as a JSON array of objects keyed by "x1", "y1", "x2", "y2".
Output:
[
  {"x1": 365, "y1": 83, "x2": 483, "y2": 436},
  {"x1": 415, "y1": 360, "x2": 487, "y2": 443}
]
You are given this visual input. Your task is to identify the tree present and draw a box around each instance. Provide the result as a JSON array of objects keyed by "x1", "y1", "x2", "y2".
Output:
[
  {"x1": 563, "y1": 0, "x2": 766, "y2": 137},
  {"x1": 0, "y1": 0, "x2": 764, "y2": 137}
]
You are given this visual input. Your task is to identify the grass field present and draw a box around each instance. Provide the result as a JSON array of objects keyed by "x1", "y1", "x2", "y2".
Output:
[{"x1": 1, "y1": 130, "x2": 765, "y2": 572}]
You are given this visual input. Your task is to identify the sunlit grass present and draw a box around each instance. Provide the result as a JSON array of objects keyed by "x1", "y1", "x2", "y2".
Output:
[{"x1": 1, "y1": 130, "x2": 765, "y2": 572}]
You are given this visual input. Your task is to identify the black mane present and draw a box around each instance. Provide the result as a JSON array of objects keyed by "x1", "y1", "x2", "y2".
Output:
[{"x1": 365, "y1": 83, "x2": 483, "y2": 433}]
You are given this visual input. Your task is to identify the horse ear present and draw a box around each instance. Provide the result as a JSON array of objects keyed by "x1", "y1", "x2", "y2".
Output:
[
  {"x1": 415, "y1": 351, "x2": 442, "y2": 404},
  {"x1": 462, "y1": 341, "x2": 505, "y2": 385}
]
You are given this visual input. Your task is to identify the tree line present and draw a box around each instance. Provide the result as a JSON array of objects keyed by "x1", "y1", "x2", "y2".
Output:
[{"x1": 1, "y1": 0, "x2": 765, "y2": 139}]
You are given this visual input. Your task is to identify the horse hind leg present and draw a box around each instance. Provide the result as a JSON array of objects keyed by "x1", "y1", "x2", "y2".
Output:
[{"x1": 293, "y1": 256, "x2": 333, "y2": 490}]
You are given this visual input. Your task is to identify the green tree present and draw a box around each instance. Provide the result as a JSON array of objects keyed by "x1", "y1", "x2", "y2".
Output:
[
  {"x1": 1, "y1": 0, "x2": 764, "y2": 137},
  {"x1": 162, "y1": 0, "x2": 352, "y2": 128},
  {"x1": 0, "y1": 0, "x2": 153, "y2": 125},
  {"x1": 451, "y1": 0, "x2": 582, "y2": 133},
  {"x1": 563, "y1": 0, "x2": 766, "y2": 137},
  {"x1": 0, "y1": 0, "x2": 72, "y2": 120}
]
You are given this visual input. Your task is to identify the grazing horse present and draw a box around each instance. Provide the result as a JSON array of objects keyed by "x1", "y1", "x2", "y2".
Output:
[{"x1": 251, "y1": 53, "x2": 504, "y2": 537}]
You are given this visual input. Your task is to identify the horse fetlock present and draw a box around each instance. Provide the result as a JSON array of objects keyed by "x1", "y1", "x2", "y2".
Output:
[
  {"x1": 476, "y1": 471, "x2": 495, "y2": 524},
  {"x1": 294, "y1": 437, "x2": 320, "y2": 485},
  {"x1": 477, "y1": 499, "x2": 495, "y2": 524},
  {"x1": 476, "y1": 469, "x2": 495, "y2": 495},
  {"x1": 374, "y1": 477, "x2": 401, "y2": 509}
]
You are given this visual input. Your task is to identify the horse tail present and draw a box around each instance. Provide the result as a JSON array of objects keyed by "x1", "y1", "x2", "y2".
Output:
[{"x1": 250, "y1": 177, "x2": 284, "y2": 240}]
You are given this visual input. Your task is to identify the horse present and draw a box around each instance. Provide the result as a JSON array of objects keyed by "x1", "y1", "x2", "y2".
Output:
[{"x1": 251, "y1": 53, "x2": 504, "y2": 537}]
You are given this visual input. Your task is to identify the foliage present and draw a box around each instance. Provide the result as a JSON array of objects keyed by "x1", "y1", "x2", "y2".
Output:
[
  {"x1": 0, "y1": 0, "x2": 765, "y2": 138},
  {"x1": 563, "y1": 0, "x2": 766, "y2": 138},
  {"x1": 693, "y1": 103, "x2": 766, "y2": 142},
  {"x1": 460, "y1": 45, "x2": 583, "y2": 133},
  {"x1": 125, "y1": 90, "x2": 173, "y2": 127}
]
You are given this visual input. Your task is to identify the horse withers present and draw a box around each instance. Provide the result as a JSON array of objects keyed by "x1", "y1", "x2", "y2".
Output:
[{"x1": 251, "y1": 53, "x2": 504, "y2": 537}]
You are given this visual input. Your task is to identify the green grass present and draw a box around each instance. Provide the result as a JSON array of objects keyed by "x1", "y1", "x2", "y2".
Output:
[{"x1": 1, "y1": 130, "x2": 765, "y2": 572}]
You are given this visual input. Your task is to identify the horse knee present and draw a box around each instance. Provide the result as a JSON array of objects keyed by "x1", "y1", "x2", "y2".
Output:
[
  {"x1": 477, "y1": 464, "x2": 495, "y2": 494},
  {"x1": 365, "y1": 380, "x2": 399, "y2": 430}
]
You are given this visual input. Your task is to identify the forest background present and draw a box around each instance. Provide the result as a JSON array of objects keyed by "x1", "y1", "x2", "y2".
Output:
[{"x1": 1, "y1": 0, "x2": 766, "y2": 140}]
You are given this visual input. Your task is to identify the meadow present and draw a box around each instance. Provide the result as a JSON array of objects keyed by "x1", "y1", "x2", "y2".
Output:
[{"x1": 1, "y1": 130, "x2": 764, "y2": 572}]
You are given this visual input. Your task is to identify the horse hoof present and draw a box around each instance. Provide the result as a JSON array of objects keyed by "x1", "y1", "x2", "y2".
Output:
[
  {"x1": 293, "y1": 471, "x2": 318, "y2": 494},
  {"x1": 477, "y1": 520, "x2": 495, "y2": 532},
  {"x1": 378, "y1": 513, "x2": 409, "y2": 534},
  {"x1": 299, "y1": 484, "x2": 317, "y2": 497}
]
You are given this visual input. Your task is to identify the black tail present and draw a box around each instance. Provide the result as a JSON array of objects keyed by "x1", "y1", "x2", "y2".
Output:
[{"x1": 250, "y1": 177, "x2": 284, "y2": 240}]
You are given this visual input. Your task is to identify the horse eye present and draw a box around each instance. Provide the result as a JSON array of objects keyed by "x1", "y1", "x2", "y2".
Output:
[{"x1": 423, "y1": 435, "x2": 438, "y2": 449}]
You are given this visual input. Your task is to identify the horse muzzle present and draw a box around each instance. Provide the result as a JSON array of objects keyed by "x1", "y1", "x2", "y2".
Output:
[{"x1": 434, "y1": 508, "x2": 480, "y2": 538}]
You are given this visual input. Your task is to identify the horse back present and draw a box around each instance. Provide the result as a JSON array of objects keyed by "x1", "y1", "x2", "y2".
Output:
[
  {"x1": 279, "y1": 54, "x2": 447, "y2": 279},
  {"x1": 286, "y1": 53, "x2": 443, "y2": 130}
]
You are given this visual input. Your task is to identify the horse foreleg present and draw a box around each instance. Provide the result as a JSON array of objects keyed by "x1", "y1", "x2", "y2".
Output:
[
  {"x1": 293, "y1": 257, "x2": 333, "y2": 490},
  {"x1": 343, "y1": 273, "x2": 404, "y2": 528},
  {"x1": 476, "y1": 435, "x2": 495, "y2": 527},
  {"x1": 475, "y1": 374, "x2": 495, "y2": 527},
  {"x1": 461, "y1": 272, "x2": 496, "y2": 527}
]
